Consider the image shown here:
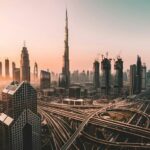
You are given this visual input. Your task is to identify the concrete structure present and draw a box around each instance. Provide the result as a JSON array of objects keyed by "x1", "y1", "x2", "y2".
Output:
[
  {"x1": 40, "y1": 70, "x2": 51, "y2": 90},
  {"x1": 69, "y1": 86, "x2": 81, "y2": 99},
  {"x1": 1, "y1": 81, "x2": 37, "y2": 120},
  {"x1": 12, "y1": 62, "x2": 16, "y2": 80},
  {"x1": 146, "y1": 70, "x2": 150, "y2": 88},
  {"x1": 101, "y1": 57, "x2": 111, "y2": 96},
  {"x1": 5, "y1": 58, "x2": 10, "y2": 78},
  {"x1": 55, "y1": 87, "x2": 66, "y2": 96},
  {"x1": 0, "y1": 61, "x2": 2, "y2": 77},
  {"x1": 33, "y1": 62, "x2": 38, "y2": 81},
  {"x1": 42, "y1": 88, "x2": 55, "y2": 97},
  {"x1": 20, "y1": 43, "x2": 30, "y2": 82},
  {"x1": 130, "y1": 64, "x2": 137, "y2": 95},
  {"x1": 136, "y1": 55, "x2": 142, "y2": 94},
  {"x1": 0, "y1": 113, "x2": 13, "y2": 150},
  {"x1": 93, "y1": 60, "x2": 100, "y2": 89},
  {"x1": 13, "y1": 68, "x2": 20, "y2": 82},
  {"x1": 0, "y1": 81, "x2": 40, "y2": 150},
  {"x1": 11, "y1": 109, "x2": 41, "y2": 150},
  {"x1": 114, "y1": 58, "x2": 123, "y2": 95},
  {"x1": 63, "y1": 98, "x2": 84, "y2": 105},
  {"x1": 141, "y1": 64, "x2": 146, "y2": 90},
  {"x1": 60, "y1": 9, "x2": 70, "y2": 88}
]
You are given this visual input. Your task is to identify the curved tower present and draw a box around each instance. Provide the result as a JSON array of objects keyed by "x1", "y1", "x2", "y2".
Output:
[{"x1": 20, "y1": 42, "x2": 30, "y2": 82}]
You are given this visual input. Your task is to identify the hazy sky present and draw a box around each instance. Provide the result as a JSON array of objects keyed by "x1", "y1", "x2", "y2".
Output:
[{"x1": 0, "y1": 0, "x2": 150, "y2": 73}]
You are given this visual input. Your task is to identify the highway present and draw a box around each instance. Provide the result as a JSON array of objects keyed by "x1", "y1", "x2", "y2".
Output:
[
  {"x1": 103, "y1": 101, "x2": 150, "y2": 150},
  {"x1": 39, "y1": 107, "x2": 79, "y2": 150},
  {"x1": 38, "y1": 99, "x2": 150, "y2": 150},
  {"x1": 60, "y1": 103, "x2": 113, "y2": 150},
  {"x1": 39, "y1": 104, "x2": 150, "y2": 140}
]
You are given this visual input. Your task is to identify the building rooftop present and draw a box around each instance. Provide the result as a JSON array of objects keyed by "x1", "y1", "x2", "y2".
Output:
[
  {"x1": 64, "y1": 98, "x2": 84, "y2": 102},
  {"x1": 3, "y1": 81, "x2": 25, "y2": 95},
  {"x1": 0, "y1": 113, "x2": 13, "y2": 126},
  {"x1": 42, "y1": 88, "x2": 55, "y2": 92}
]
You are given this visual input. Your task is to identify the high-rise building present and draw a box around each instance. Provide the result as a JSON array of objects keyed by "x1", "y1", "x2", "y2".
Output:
[
  {"x1": 33, "y1": 62, "x2": 38, "y2": 81},
  {"x1": 0, "y1": 113, "x2": 13, "y2": 150},
  {"x1": 141, "y1": 64, "x2": 146, "y2": 90},
  {"x1": 20, "y1": 43, "x2": 30, "y2": 82},
  {"x1": 114, "y1": 58, "x2": 123, "y2": 95},
  {"x1": 0, "y1": 81, "x2": 40, "y2": 150},
  {"x1": 87, "y1": 70, "x2": 90, "y2": 82},
  {"x1": 130, "y1": 64, "x2": 137, "y2": 95},
  {"x1": 2, "y1": 81, "x2": 37, "y2": 120},
  {"x1": 69, "y1": 86, "x2": 81, "y2": 99},
  {"x1": 136, "y1": 55, "x2": 142, "y2": 94},
  {"x1": 80, "y1": 70, "x2": 87, "y2": 83},
  {"x1": 11, "y1": 108, "x2": 41, "y2": 150},
  {"x1": 0, "y1": 61, "x2": 2, "y2": 77},
  {"x1": 5, "y1": 58, "x2": 10, "y2": 78},
  {"x1": 101, "y1": 57, "x2": 111, "y2": 96},
  {"x1": 40, "y1": 70, "x2": 51, "y2": 89},
  {"x1": 146, "y1": 70, "x2": 150, "y2": 88},
  {"x1": 60, "y1": 9, "x2": 70, "y2": 88},
  {"x1": 93, "y1": 60, "x2": 100, "y2": 89},
  {"x1": 12, "y1": 62, "x2": 16, "y2": 80},
  {"x1": 13, "y1": 68, "x2": 20, "y2": 82}
]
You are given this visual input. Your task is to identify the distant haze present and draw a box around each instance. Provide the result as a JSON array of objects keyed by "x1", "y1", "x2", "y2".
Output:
[{"x1": 0, "y1": 0, "x2": 150, "y2": 73}]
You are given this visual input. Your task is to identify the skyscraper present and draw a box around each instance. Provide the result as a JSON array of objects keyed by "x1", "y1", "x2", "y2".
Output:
[
  {"x1": 0, "y1": 61, "x2": 2, "y2": 77},
  {"x1": 40, "y1": 70, "x2": 51, "y2": 89},
  {"x1": 5, "y1": 58, "x2": 10, "y2": 78},
  {"x1": 20, "y1": 42, "x2": 30, "y2": 82},
  {"x1": 0, "y1": 113, "x2": 13, "y2": 150},
  {"x1": 13, "y1": 68, "x2": 20, "y2": 82},
  {"x1": 33, "y1": 62, "x2": 38, "y2": 81},
  {"x1": 101, "y1": 57, "x2": 111, "y2": 96},
  {"x1": 12, "y1": 61, "x2": 16, "y2": 80},
  {"x1": 60, "y1": 9, "x2": 70, "y2": 88},
  {"x1": 93, "y1": 60, "x2": 100, "y2": 89},
  {"x1": 0, "y1": 81, "x2": 40, "y2": 150},
  {"x1": 130, "y1": 64, "x2": 137, "y2": 95},
  {"x1": 2, "y1": 81, "x2": 37, "y2": 120},
  {"x1": 136, "y1": 55, "x2": 142, "y2": 94},
  {"x1": 114, "y1": 57, "x2": 123, "y2": 95},
  {"x1": 141, "y1": 64, "x2": 146, "y2": 90}
]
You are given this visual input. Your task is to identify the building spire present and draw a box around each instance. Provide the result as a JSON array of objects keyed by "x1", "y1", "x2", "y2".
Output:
[
  {"x1": 66, "y1": 9, "x2": 68, "y2": 27},
  {"x1": 60, "y1": 9, "x2": 70, "y2": 88},
  {"x1": 65, "y1": 8, "x2": 68, "y2": 42}
]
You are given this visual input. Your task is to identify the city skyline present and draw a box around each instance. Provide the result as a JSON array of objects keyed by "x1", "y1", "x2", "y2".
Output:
[
  {"x1": 0, "y1": 1, "x2": 150, "y2": 150},
  {"x1": 0, "y1": 0, "x2": 150, "y2": 73}
]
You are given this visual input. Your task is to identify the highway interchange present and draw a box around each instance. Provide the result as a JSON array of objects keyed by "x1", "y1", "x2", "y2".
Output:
[{"x1": 38, "y1": 99, "x2": 150, "y2": 150}]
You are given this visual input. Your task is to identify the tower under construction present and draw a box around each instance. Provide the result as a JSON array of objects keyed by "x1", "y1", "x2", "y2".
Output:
[
  {"x1": 114, "y1": 57, "x2": 123, "y2": 96},
  {"x1": 101, "y1": 57, "x2": 111, "y2": 96}
]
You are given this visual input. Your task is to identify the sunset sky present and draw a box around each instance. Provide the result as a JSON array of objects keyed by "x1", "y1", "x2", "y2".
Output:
[{"x1": 0, "y1": 0, "x2": 150, "y2": 74}]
